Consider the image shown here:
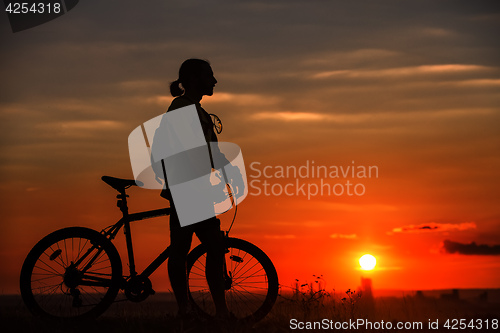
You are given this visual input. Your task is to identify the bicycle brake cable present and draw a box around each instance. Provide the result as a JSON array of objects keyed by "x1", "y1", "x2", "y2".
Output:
[{"x1": 225, "y1": 183, "x2": 237, "y2": 236}]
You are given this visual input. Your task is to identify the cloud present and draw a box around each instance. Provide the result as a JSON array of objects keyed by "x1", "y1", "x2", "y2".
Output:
[
  {"x1": 309, "y1": 64, "x2": 491, "y2": 80},
  {"x1": 250, "y1": 109, "x2": 495, "y2": 124},
  {"x1": 330, "y1": 233, "x2": 357, "y2": 240},
  {"x1": 203, "y1": 92, "x2": 281, "y2": 108},
  {"x1": 442, "y1": 240, "x2": 500, "y2": 255},
  {"x1": 33, "y1": 120, "x2": 126, "y2": 140},
  {"x1": 452, "y1": 79, "x2": 500, "y2": 87},
  {"x1": 391, "y1": 222, "x2": 476, "y2": 234},
  {"x1": 299, "y1": 48, "x2": 402, "y2": 68},
  {"x1": 264, "y1": 234, "x2": 296, "y2": 239},
  {"x1": 251, "y1": 112, "x2": 330, "y2": 122}
]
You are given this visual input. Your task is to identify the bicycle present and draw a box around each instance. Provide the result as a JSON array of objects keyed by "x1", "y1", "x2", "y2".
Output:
[{"x1": 20, "y1": 175, "x2": 279, "y2": 323}]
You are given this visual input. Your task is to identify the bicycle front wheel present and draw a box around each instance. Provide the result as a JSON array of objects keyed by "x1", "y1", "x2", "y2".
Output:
[
  {"x1": 20, "y1": 227, "x2": 122, "y2": 321},
  {"x1": 187, "y1": 237, "x2": 278, "y2": 323}
]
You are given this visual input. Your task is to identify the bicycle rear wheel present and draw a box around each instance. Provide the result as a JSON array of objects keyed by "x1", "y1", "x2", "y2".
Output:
[
  {"x1": 20, "y1": 227, "x2": 122, "y2": 321},
  {"x1": 187, "y1": 237, "x2": 278, "y2": 323}
]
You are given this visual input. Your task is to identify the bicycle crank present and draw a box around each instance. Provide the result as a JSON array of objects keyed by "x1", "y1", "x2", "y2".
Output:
[{"x1": 124, "y1": 276, "x2": 155, "y2": 302}]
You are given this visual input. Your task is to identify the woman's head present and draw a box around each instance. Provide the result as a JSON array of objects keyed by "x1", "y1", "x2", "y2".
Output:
[{"x1": 170, "y1": 59, "x2": 217, "y2": 98}]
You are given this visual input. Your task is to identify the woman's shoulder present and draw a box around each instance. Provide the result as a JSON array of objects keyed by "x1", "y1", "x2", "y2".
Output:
[{"x1": 167, "y1": 96, "x2": 195, "y2": 112}]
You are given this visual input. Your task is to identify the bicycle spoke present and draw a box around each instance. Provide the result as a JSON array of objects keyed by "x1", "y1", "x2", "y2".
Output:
[
  {"x1": 189, "y1": 271, "x2": 205, "y2": 278},
  {"x1": 231, "y1": 255, "x2": 256, "y2": 278},
  {"x1": 33, "y1": 282, "x2": 61, "y2": 295},
  {"x1": 232, "y1": 268, "x2": 265, "y2": 286},
  {"x1": 227, "y1": 288, "x2": 258, "y2": 315},
  {"x1": 190, "y1": 263, "x2": 205, "y2": 274},
  {"x1": 31, "y1": 274, "x2": 63, "y2": 283},
  {"x1": 76, "y1": 238, "x2": 90, "y2": 262},
  {"x1": 80, "y1": 288, "x2": 103, "y2": 304},
  {"x1": 34, "y1": 261, "x2": 62, "y2": 276},
  {"x1": 234, "y1": 284, "x2": 266, "y2": 299},
  {"x1": 91, "y1": 256, "x2": 110, "y2": 268}
]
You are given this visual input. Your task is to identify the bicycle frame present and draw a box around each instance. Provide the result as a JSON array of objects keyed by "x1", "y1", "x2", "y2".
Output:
[
  {"x1": 97, "y1": 188, "x2": 174, "y2": 283},
  {"x1": 76, "y1": 182, "x2": 232, "y2": 292}
]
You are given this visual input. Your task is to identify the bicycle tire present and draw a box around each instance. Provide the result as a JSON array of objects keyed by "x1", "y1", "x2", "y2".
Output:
[
  {"x1": 20, "y1": 227, "x2": 122, "y2": 321},
  {"x1": 187, "y1": 237, "x2": 278, "y2": 323}
]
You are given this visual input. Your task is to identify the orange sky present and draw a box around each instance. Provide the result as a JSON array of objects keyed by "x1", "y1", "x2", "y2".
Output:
[{"x1": 1, "y1": 1, "x2": 499, "y2": 294}]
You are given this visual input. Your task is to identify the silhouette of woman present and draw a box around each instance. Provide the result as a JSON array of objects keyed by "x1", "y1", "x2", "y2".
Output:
[{"x1": 163, "y1": 59, "x2": 230, "y2": 320}]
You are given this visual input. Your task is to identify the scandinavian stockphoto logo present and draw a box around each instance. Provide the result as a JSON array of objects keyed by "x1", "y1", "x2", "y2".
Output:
[
  {"x1": 128, "y1": 104, "x2": 248, "y2": 227},
  {"x1": 248, "y1": 160, "x2": 379, "y2": 199}
]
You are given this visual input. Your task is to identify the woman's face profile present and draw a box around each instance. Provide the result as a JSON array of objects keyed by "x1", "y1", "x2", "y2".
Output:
[{"x1": 196, "y1": 64, "x2": 217, "y2": 97}]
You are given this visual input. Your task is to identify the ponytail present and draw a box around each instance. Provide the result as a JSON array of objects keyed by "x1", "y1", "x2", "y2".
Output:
[{"x1": 170, "y1": 79, "x2": 184, "y2": 97}]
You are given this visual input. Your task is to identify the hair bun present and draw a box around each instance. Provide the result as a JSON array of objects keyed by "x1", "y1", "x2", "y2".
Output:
[{"x1": 170, "y1": 79, "x2": 184, "y2": 97}]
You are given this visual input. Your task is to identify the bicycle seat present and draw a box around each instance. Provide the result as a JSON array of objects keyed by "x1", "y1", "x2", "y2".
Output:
[{"x1": 102, "y1": 176, "x2": 143, "y2": 192}]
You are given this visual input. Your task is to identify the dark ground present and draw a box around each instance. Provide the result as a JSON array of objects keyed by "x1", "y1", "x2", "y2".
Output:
[{"x1": 2, "y1": 291, "x2": 499, "y2": 333}]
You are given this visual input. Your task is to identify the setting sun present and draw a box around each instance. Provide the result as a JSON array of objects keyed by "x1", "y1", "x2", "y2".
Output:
[{"x1": 359, "y1": 254, "x2": 377, "y2": 271}]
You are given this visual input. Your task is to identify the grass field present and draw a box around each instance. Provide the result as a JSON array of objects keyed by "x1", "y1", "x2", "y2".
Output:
[{"x1": 2, "y1": 288, "x2": 499, "y2": 332}]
